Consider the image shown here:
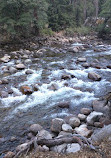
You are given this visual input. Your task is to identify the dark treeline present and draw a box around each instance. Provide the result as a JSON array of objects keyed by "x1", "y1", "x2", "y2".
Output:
[{"x1": 0, "y1": 0, "x2": 110, "y2": 39}]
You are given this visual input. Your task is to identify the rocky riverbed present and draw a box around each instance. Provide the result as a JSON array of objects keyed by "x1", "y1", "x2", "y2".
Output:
[{"x1": 0, "y1": 35, "x2": 111, "y2": 157}]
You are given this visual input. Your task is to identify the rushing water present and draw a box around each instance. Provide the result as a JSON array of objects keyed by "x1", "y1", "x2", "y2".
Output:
[{"x1": 0, "y1": 42, "x2": 111, "y2": 154}]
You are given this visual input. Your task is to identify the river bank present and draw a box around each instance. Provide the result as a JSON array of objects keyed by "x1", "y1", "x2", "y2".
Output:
[{"x1": 0, "y1": 34, "x2": 111, "y2": 158}]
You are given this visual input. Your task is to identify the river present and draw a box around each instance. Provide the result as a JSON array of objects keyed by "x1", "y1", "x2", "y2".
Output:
[{"x1": 0, "y1": 40, "x2": 111, "y2": 155}]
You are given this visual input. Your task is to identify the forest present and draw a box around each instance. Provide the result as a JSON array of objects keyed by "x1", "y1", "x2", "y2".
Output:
[{"x1": 0, "y1": 0, "x2": 111, "y2": 39}]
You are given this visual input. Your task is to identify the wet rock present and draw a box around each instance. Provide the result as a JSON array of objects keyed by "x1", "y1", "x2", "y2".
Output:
[
  {"x1": 50, "y1": 144, "x2": 67, "y2": 153},
  {"x1": 24, "y1": 59, "x2": 32, "y2": 64},
  {"x1": 87, "y1": 111, "x2": 103, "y2": 125},
  {"x1": 88, "y1": 72, "x2": 101, "y2": 81},
  {"x1": 47, "y1": 83, "x2": 59, "y2": 91},
  {"x1": 4, "y1": 151, "x2": 15, "y2": 158},
  {"x1": 94, "y1": 122, "x2": 103, "y2": 128},
  {"x1": 57, "y1": 102, "x2": 70, "y2": 108},
  {"x1": 51, "y1": 118, "x2": 65, "y2": 133},
  {"x1": 2, "y1": 66, "x2": 9, "y2": 72},
  {"x1": 9, "y1": 67, "x2": 17, "y2": 74},
  {"x1": 62, "y1": 124, "x2": 73, "y2": 132},
  {"x1": 25, "y1": 70, "x2": 33, "y2": 74},
  {"x1": 69, "y1": 117, "x2": 80, "y2": 128},
  {"x1": 75, "y1": 124, "x2": 92, "y2": 137},
  {"x1": 78, "y1": 114, "x2": 86, "y2": 121},
  {"x1": 82, "y1": 63, "x2": 90, "y2": 68},
  {"x1": 66, "y1": 143, "x2": 81, "y2": 153},
  {"x1": 80, "y1": 108, "x2": 91, "y2": 115},
  {"x1": 77, "y1": 58, "x2": 86, "y2": 62},
  {"x1": 8, "y1": 89, "x2": 13, "y2": 94},
  {"x1": 1, "y1": 55, "x2": 10, "y2": 63},
  {"x1": 33, "y1": 84, "x2": 39, "y2": 91},
  {"x1": 107, "y1": 64, "x2": 111, "y2": 69},
  {"x1": 90, "y1": 63, "x2": 101, "y2": 69},
  {"x1": 16, "y1": 64, "x2": 25, "y2": 70},
  {"x1": 61, "y1": 74, "x2": 71, "y2": 80},
  {"x1": 37, "y1": 129, "x2": 52, "y2": 140},
  {"x1": 10, "y1": 136, "x2": 17, "y2": 142},
  {"x1": 16, "y1": 143, "x2": 29, "y2": 152},
  {"x1": 1, "y1": 79, "x2": 9, "y2": 84},
  {"x1": 22, "y1": 55, "x2": 29, "y2": 59},
  {"x1": 0, "y1": 91, "x2": 8, "y2": 98},
  {"x1": 92, "y1": 100, "x2": 109, "y2": 114},
  {"x1": 20, "y1": 85, "x2": 33, "y2": 95},
  {"x1": 69, "y1": 47, "x2": 79, "y2": 53},
  {"x1": 29, "y1": 124, "x2": 43, "y2": 135}
]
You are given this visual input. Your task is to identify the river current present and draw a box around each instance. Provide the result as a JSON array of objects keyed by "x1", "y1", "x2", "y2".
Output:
[{"x1": 0, "y1": 41, "x2": 111, "y2": 154}]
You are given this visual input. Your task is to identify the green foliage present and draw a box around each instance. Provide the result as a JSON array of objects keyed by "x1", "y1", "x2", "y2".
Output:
[
  {"x1": 65, "y1": 26, "x2": 91, "y2": 36},
  {"x1": 0, "y1": 0, "x2": 48, "y2": 38},
  {"x1": 40, "y1": 28, "x2": 54, "y2": 36},
  {"x1": 47, "y1": 0, "x2": 75, "y2": 31}
]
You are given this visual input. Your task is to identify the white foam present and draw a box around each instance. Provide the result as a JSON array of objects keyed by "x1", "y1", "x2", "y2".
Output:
[{"x1": 1, "y1": 95, "x2": 26, "y2": 108}]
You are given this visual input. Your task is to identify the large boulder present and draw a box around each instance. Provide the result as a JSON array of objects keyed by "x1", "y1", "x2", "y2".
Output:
[
  {"x1": 20, "y1": 85, "x2": 33, "y2": 95},
  {"x1": 51, "y1": 118, "x2": 65, "y2": 133},
  {"x1": 75, "y1": 124, "x2": 92, "y2": 137},
  {"x1": 91, "y1": 124, "x2": 111, "y2": 143},
  {"x1": 69, "y1": 117, "x2": 80, "y2": 128},
  {"x1": 37, "y1": 130, "x2": 52, "y2": 140},
  {"x1": 86, "y1": 111, "x2": 103, "y2": 125},
  {"x1": 88, "y1": 72, "x2": 101, "y2": 81},
  {"x1": 92, "y1": 99, "x2": 109, "y2": 114},
  {"x1": 29, "y1": 124, "x2": 43, "y2": 135}
]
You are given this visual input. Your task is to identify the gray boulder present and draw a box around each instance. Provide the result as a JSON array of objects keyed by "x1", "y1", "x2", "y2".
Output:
[{"x1": 87, "y1": 111, "x2": 103, "y2": 125}]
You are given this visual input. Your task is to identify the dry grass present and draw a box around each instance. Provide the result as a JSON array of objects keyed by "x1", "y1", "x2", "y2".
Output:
[{"x1": 19, "y1": 140, "x2": 111, "y2": 158}]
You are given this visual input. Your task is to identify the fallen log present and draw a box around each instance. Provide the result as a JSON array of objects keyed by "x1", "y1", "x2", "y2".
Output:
[{"x1": 37, "y1": 136, "x2": 83, "y2": 147}]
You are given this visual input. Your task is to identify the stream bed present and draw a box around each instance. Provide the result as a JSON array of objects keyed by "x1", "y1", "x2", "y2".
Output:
[{"x1": 0, "y1": 40, "x2": 111, "y2": 155}]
